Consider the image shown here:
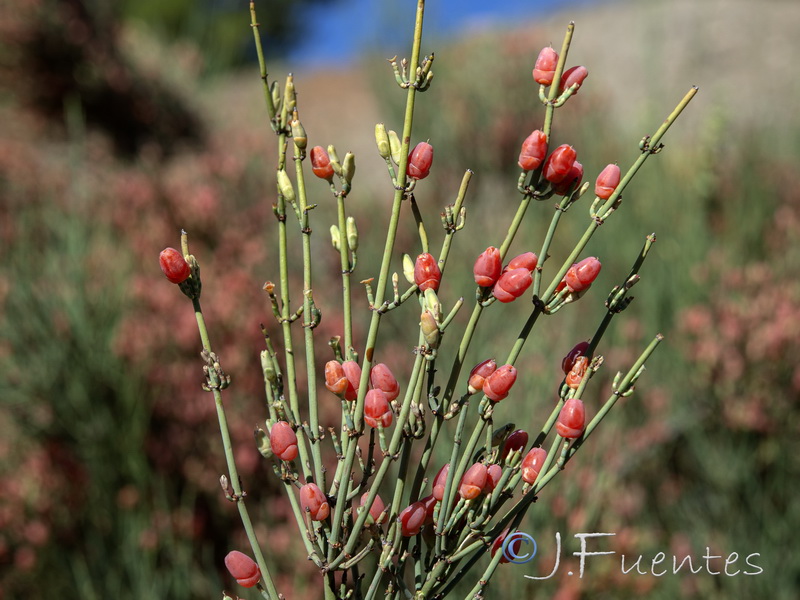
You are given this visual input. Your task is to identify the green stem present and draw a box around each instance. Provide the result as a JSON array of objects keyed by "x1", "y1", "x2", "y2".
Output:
[
  {"x1": 328, "y1": 0, "x2": 427, "y2": 561},
  {"x1": 276, "y1": 188, "x2": 314, "y2": 484},
  {"x1": 295, "y1": 149, "x2": 327, "y2": 491},
  {"x1": 191, "y1": 299, "x2": 281, "y2": 599},
  {"x1": 596, "y1": 86, "x2": 698, "y2": 217},
  {"x1": 542, "y1": 22, "x2": 574, "y2": 139},
  {"x1": 567, "y1": 334, "x2": 663, "y2": 459},
  {"x1": 434, "y1": 396, "x2": 472, "y2": 553},
  {"x1": 249, "y1": 2, "x2": 277, "y2": 126},
  {"x1": 336, "y1": 193, "x2": 354, "y2": 354},
  {"x1": 331, "y1": 338, "x2": 428, "y2": 569},
  {"x1": 532, "y1": 195, "x2": 571, "y2": 298}
]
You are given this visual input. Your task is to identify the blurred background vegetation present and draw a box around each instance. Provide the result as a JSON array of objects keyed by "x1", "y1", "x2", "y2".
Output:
[{"x1": 1, "y1": 0, "x2": 798, "y2": 598}]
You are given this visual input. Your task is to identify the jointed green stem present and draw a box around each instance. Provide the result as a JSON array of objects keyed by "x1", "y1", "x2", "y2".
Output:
[
  {"x1": 190, "y1": 298, "x2": 281, "y2": 599},
  {"x1": 330, "y1": 336, "x2": 428, "y2": 569},
  {"x1": 542, "y1": 22, "x2": 575, "y2": 138},
  {"x1": 295, "y1": 149, "x2": 327, "y2": 491},
  {"x1": 532, "y1": 195, "x2": 571, "y2": 298},
  {"x1": 249, "y1": 2, "x2": 277, "y2": 126},
  {"x1": 327, "y1": 0, "x2": 428, "y2": 562},
  {"x1": 276, "y1": 189, "x2": 314, "y2": 484},
  {"x1": 336, "y1": 193, "x2": 354, "y2": 355}
]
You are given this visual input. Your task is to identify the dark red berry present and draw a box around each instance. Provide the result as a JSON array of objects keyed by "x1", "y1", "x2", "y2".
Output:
[
  {"x1": 459, "y1": 463, "x2": 488, "y2": 500},
  {"x1": 518, "y1": 130, "x2": 548, "y2": 171},
  {"x1": 300, "y1": 483, "x2": 330, "y2": 521},
  {"x1": 564, "y1": 257, "x2": 601, "y2": 293},
  {"x1": 414, "y1": 253, "x2": 441, "y2": 292},
  {"x1": 493, "y1": 268, "x2": 532, "y2": 303},
  {"x1": 364, "y1": 389, "x2": 393, "y2": 428},
  {"x1": 224, "y1": 551, "x2": 261, "y2": 588},
  {"x1": 532, "y1": 47, "x2": 558, "y2": 85},
  {"x1": 595, "y1": 164, "x2": 621, "y2": 199},
  {"x1": 159, "y1": 247, "x2": 191, "y2": 284},
  {"x1": 483, "y1": 365, "x2": 517, "y2": 402},
  {"x1": 407, "y1": 142, "x2": 434, "y2": 180},
  {"x1": 559, "y1": 66, "x2": 589, "y2": 94},
  {"x1": 556, "y1": 398, "x2": 586, "y2": 439},
  {"x1": 370, "y1": 363, "x2": 400, "y2": 401},
  {"x1": 521, "y1": 447, "x2": 547, "y2": 484},
  {"x1": 310, "y1": 146, "x2": 335, "y2": 180},
  {"x1": 270, "y1": 421, "x2": 298, "y2": 461},
  {"x1": 542, "y1": 145, "x2": 577, "y2": 184},
  {"x1": 474, "y1": 247, "x2": 502, "y2": 287}
]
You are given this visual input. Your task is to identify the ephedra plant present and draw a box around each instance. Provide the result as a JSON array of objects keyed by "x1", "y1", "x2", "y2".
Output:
[{"x1": 159, "y1": 1, "x2": 696, "y2": 598}]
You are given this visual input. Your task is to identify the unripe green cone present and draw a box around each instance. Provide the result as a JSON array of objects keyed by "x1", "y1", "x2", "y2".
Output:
[
  {"x1": 261, "y1": 350, "x2": 277, "y2": 384},
  {"x1": 342, "y1": 152, "x2": 356, "y2": 185},
  {"x1": 420, "y1": 310, "x2": 440, "y2": 348},
  {"x1": 388, "y1": 130, "x2": 402, "y2": 165},
  {"x1": 255, "y1": 426, "x2": 273, "y2": 458},
  {"x1": 423, "y1": 288, "x2": 442, "y2": 321},
  {"x1": 277, "y1": 169, "x2": 296, "y2": 203},
  {"x1": 375, "y1": 123, "x2": 391, "y2": 159},
  {"x1": 291, "y1": 112, "x2": 307, "y2": 150},
  {"x1": 270, "y1": 81, "x2": 282, "y2": 113},
  {"x1": 284, "y1": 76, "x2": 296, "y2": 113},
  {"x1": 328, "y1": 145, "x2": 343, "y2": 176},
  {"x1": 402, "y1": 254, "x2": 415, "y2": 284},
  {"x1": 330, "y1": 225, "x2": 342, "y2": 251},
  {"x1": 346, "y1": 217, "x2": 358, "y2": 252}
]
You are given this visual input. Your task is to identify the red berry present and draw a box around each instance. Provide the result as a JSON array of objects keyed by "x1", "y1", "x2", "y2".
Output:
[
  {"x1": 566, "y1": 356, "x2": 589, "y2": 389},
  {"x1": 432, "y1": 463, "x2": 450, "y2": 501},
  {"x1": 407, "y1": 142, "x2": 434, "y2": 180},
  {"x1": 564, "y1": 256, "x2": 601, "y2": 293},
  {"x1": 492, "y1": 528, "x2": 523, "y2": 564},
  {"x1": 559, "y1": 65, "x2": 589, "y2": 94},
  {"x1": 310, "y1": 146, "x2": 335, "y2": 180},
  {"x1": 473, "y1": 247, "x2": 502, "y2": 288},
  {"x1": 420, "y1": 494, "x2": 437, "y2": 525},
  {"x1": 485, "y1": 464, "x2": 503, "y2": 492},
  {"x1": 459, "y1": 463, "x2": 488, "y2": 500},
  {"x1": 562, "y1": 341, "x2": 590, "y2": 374},
  {"x1": 518, "y1": 130, "x2": 548, "y2": 171},
  {"x1": 398, "y1": 501, "x2": 427, "y2": 536},
  {"x1": 224, "y1": 550, "x2": 261, "y2": 588},
  {"x1": 595, "y1": 164, "x2": 621, "y2": 200},
  {"x1": 364, "y1": 389, "x2": 393, "y2": 428},
  {"x1": 506, "y1": 252, "x2": 539, "y2": 273},
  {"x1": 324, "y1": 361, "x2": 348, "y2": 398},
  {"x1": 360, "y1": 492, "x2": 385, "y2": 524},
  {"x1": 468, "y1": 358, "x2": 497, "y2": 394},
  {"x1": 521, "y1": 447, "x2": 547, "y2": 484},
  {"x1": 556, "y1": 398, "x2": 586, "y2": 439},
  {"x1": 159, "y1": 247, "x2": 191, "y2": 284},
  {"x1": 370, "y1": 363, "x2": 400, "y2": 401},
  {"x1": 270, "y1": 421, "x2": 298, "y2": 461},
  {"x1": 414, "y1": 253, "x2": 441, "y2": 292},
  {"x1": 483, "y1": 364, "x2": 517, "y2": 402},
  {"x1": 532, "y1": 46, "x2": 559, "y2": 85},
  {"x1": 493, "y1": 268, "x2": 532, "y2": 303},
  {"x1": 542, "y1": 144, "x2": 577, "y2": 184},
  {"x1": 500, "y1": 429, "x2": 529, "y2": 460},
  {"x1": 340, "y1": 360, "x2": 362, "y2": 401},
  {"x1": 300, "y1": 483, "x2": 330, "y2": 521},
  {"x1": 552, "y1": 160, "x2": 583, "y2": 196}
]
